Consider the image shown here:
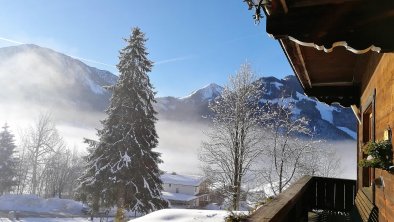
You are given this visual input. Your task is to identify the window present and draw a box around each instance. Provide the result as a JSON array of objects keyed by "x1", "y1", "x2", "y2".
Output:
[
  {"x1": 169, "y1": 184, "x2": 171, "y2": 187},
  {"x1": 362, "y1": 105, "x2": 373, "y2": 143},
  {"x1": 195, "y1": 187, "x2": 197, "y2": 192},
  {"x1": 362, "y1": 98, "x2": 374, "y2": 188},
  {"x1": 176, "y1": 188, "x2": 179, "y2": 193}
]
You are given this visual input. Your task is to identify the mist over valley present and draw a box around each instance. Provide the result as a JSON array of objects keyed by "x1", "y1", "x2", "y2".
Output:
[{"x1": 0, "y1": 44, "x2": 356, "y2": 178}]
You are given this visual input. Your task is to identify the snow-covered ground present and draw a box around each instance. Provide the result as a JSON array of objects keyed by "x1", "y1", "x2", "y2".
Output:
[
  {"x1": 0, "y1": 195, "x2": 247, "y2": 222},
  {"x1": 130, "y1": 209, "x2": 247, "y2": 222},
  {"x1": 13, "y1": 218, "x2": 98, "y2": 222},
  {"x1": 0, "y1": 209, "x2": 247, "y2": 222},
  {"x1": 0, "y1": 218, "x2": 113, "y2": 222},
  {"x1": 0, "y1": 195, "x2": 100, "y2": 222},
  {"x1": 0, "y1": 195, "x2": 85, "y2": 216}
]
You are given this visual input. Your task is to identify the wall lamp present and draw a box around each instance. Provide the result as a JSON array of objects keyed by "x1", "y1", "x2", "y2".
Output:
[{"x1": 244, "y1": 0, "x2": 271, "y2": 24}]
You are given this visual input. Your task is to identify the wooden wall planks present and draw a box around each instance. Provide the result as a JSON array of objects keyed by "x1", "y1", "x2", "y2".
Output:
[{"x1": 359, "y1": 53, "x2": 394, "y2": 222}]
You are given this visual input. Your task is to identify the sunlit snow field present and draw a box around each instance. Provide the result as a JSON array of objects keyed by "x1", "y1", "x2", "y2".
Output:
[
  {"x1": 0, "y1": 195, "x2": 244, "y2": 222},
  {"x1": 131, "y1": 209, "x2": 247, "y2": 222}
]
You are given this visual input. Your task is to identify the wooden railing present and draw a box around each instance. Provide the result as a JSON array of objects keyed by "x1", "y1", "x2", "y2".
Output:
[
  {"x1": 249, "y1": 176, "x2": 357, "y2": 222},
  {"x1": 310, "y1": 176, "x2": 356, "y2": 212}
]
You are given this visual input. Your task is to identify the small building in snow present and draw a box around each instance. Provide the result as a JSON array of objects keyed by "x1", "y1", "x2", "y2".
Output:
[{"x1": 160, "y1": 172, "x2": 209, "y2": 208}]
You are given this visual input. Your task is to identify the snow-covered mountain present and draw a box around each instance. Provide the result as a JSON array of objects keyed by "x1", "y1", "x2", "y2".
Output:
[
  {"x1": 257, "y1": 76, "x2": 356, "y2": 140},
  {"x1": 156, "y1": 76, "x2": 356, "y2": 141},
  {"x1": 180, "y1": 83, "x2": 223, "y2": 101},
  {"x1": 155, "y1": 83, "x2": 223, "y2": 122},
  {"x1": 0, "y1": 44, "x2": 117, "y2": 112},
  {"x1": 0, "y1": 44, "x2": 355, "y2": 141}
]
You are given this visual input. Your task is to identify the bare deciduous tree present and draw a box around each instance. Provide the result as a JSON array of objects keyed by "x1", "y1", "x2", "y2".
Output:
[
  {"x1": 22, "y1": 113, "x2": 64, "y2": 195},
  {"x1": 200, "y1": 63, "x2": 264, "y2": 210},
  {"x1": 13, "y1": 115, "x2": 84, "y2": 197},
  {"x1": 259, "y1": 101, "x2": 341, "y2": 196},
  {"x1": 41, "y1": 146, "x2": 84, "y2": 198},
  {"x1": 15, "y1": 142, "x2": 30, "y2": 194},
  {"x1": 298, "y1": 142, "x2": 341, "y2": 178},
  {"x1": 259, "y1": 101, "x2": 312, "y2": 195}
]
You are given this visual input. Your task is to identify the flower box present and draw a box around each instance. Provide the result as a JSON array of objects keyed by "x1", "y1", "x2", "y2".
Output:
[{"x1": 359, "y1": 140, "x2": 393, "y2": 170}]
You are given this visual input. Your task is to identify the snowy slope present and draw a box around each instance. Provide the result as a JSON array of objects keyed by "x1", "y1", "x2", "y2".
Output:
[
  {"x1": 0, "y1": 195, "x2": 84, "y2": 215},
  {"x1": 154, "y1": 84, "x2": 223, "y2": 122},
  {"x1": 258, "y1": 76, "x2": 356, "y2": 140},
  {"x1": 3, "y1": 219, "x2": 93, "y2": 222},
  {"x1": 130, "y1": 209, "x2": 247, "y2": 222},
  {"x1": 180, "y1": 83, "x2": 223, "y2": 101},
  {"x1": 0, "y1": 44, "x2": 117, "y2": 112},
  {"x1": 156, "y1": 76, "x2": 356, "y2": 140},
  {"x1": 337, "y1": 127, "x2": 357, "y2": 139}
]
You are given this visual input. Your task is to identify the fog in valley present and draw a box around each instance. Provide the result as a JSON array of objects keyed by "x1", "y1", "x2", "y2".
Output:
[
  {"x1": 330, "y1": 140, "x2": 357, "y2": 179},
  {"x1": 0, "y1": 46, "x2": 357, "y2": 186},
  {"x1": 0, "y1": 94, "x2": 357, "y2": 180},
  {"x1": 155, "y1": 120, "x2": 209, "y2": 175}
]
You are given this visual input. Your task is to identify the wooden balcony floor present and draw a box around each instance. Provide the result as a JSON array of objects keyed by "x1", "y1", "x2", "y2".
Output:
[{"x1": 308, "y1": 211, "x2": 351, "y2": 222}]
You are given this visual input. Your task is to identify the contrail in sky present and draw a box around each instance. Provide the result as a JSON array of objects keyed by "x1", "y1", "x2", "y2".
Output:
[
  {"x1": 155, "y1": 55, "x2": 195, "y2": 65},
  {"x1": 0, "y1": 37, "x2": 25, "y2": 45},
  {"x1": 70, "y1": 56, "x2": 116, "y2": 68},
  {"x1": 0, "y1": 36, "x2": 193, "y2": 69}
]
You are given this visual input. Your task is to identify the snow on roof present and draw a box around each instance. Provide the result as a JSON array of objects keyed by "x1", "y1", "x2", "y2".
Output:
[
  {"x1": 130, "y1": 209, "x2": 247, "y2": 222},
  {"x1": 160, "y1": 173, "x2": 204, "y2": 186},
  {"x1": 162, "y1": 191, "x2": 198, "y2": 202}
]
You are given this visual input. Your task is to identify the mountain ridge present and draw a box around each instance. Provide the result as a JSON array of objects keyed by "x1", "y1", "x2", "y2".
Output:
[
  {"x1": 0, "y1": 44, "x2": 117, "y2": 112},
  {"x1": 0, "y1": 44, "x2": 356, "y2": 141},
  {"x1": 156, "y1": 75, "x2": 356, "y2": 140}
]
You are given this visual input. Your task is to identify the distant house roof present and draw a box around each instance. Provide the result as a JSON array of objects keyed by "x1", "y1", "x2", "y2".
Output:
[
  {"x1": 161, "y1": 191, "x2": 198, "y2": 202},
  {"x1": 161, "y1": 173, "x2": 204, "y2": 186}
]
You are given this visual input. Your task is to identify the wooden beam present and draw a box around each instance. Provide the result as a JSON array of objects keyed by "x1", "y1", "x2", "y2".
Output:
[
  {"x1": 266, "y1": 1, "x2": 394, "y2": 53},
  {"x1": 278, "y1": 39, "x2": 311, "y2": 89},
  {"x1": 305, "y1": 85, "x2": 359, "y2": 97},
  {"x1": 289, "y1": 0, "x2": 360, "y2": 8},
  {"x1": 304, "y1": 85, "x2": 360, "y2": 107},
  {"x1": 351, "y1": 105, "x2": 361, "y2": 124},
  {"x1": 295, "y1": 44, "x2": 312, "y2": 87},
  {"x1": 311, "y1": 82, "x2": 353, "y2": 87},
  {"x1": 279, "y1": 0, "x2": 288, "y2": 13}
]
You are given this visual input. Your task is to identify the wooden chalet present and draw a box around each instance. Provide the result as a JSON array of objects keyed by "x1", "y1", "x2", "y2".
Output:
[{"x1": 245, "y1": 0, "x2": 394, "y2": 221}]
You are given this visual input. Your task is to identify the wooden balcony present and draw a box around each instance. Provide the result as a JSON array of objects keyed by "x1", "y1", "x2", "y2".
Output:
[{"x1": 249, "y1": 176, "x2": 358, "y2": 222}]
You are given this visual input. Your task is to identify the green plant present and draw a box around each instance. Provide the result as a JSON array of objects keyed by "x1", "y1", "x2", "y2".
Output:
[
  {"x1": 359, "y1": 140, "x2": 393, "y2": 170},
  {"x1": 225, "y1": 211, "x2": 249, "y2": 222}
]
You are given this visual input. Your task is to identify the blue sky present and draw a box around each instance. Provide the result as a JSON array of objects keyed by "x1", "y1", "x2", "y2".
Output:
[{"x1": 0, "y1": 0, "x2": 293, "y2": 97}]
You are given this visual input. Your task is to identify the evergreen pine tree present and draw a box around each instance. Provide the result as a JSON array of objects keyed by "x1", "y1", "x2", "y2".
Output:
[
  {"x1": 76, "y1": 139, "x2": 102, "y2": 218},
  {"x1": 0, "y1": 123, "x2": 18, "y2": 194},
  {"x1": 78, "y1": 28, "x2": 167, "y2": 219}
]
